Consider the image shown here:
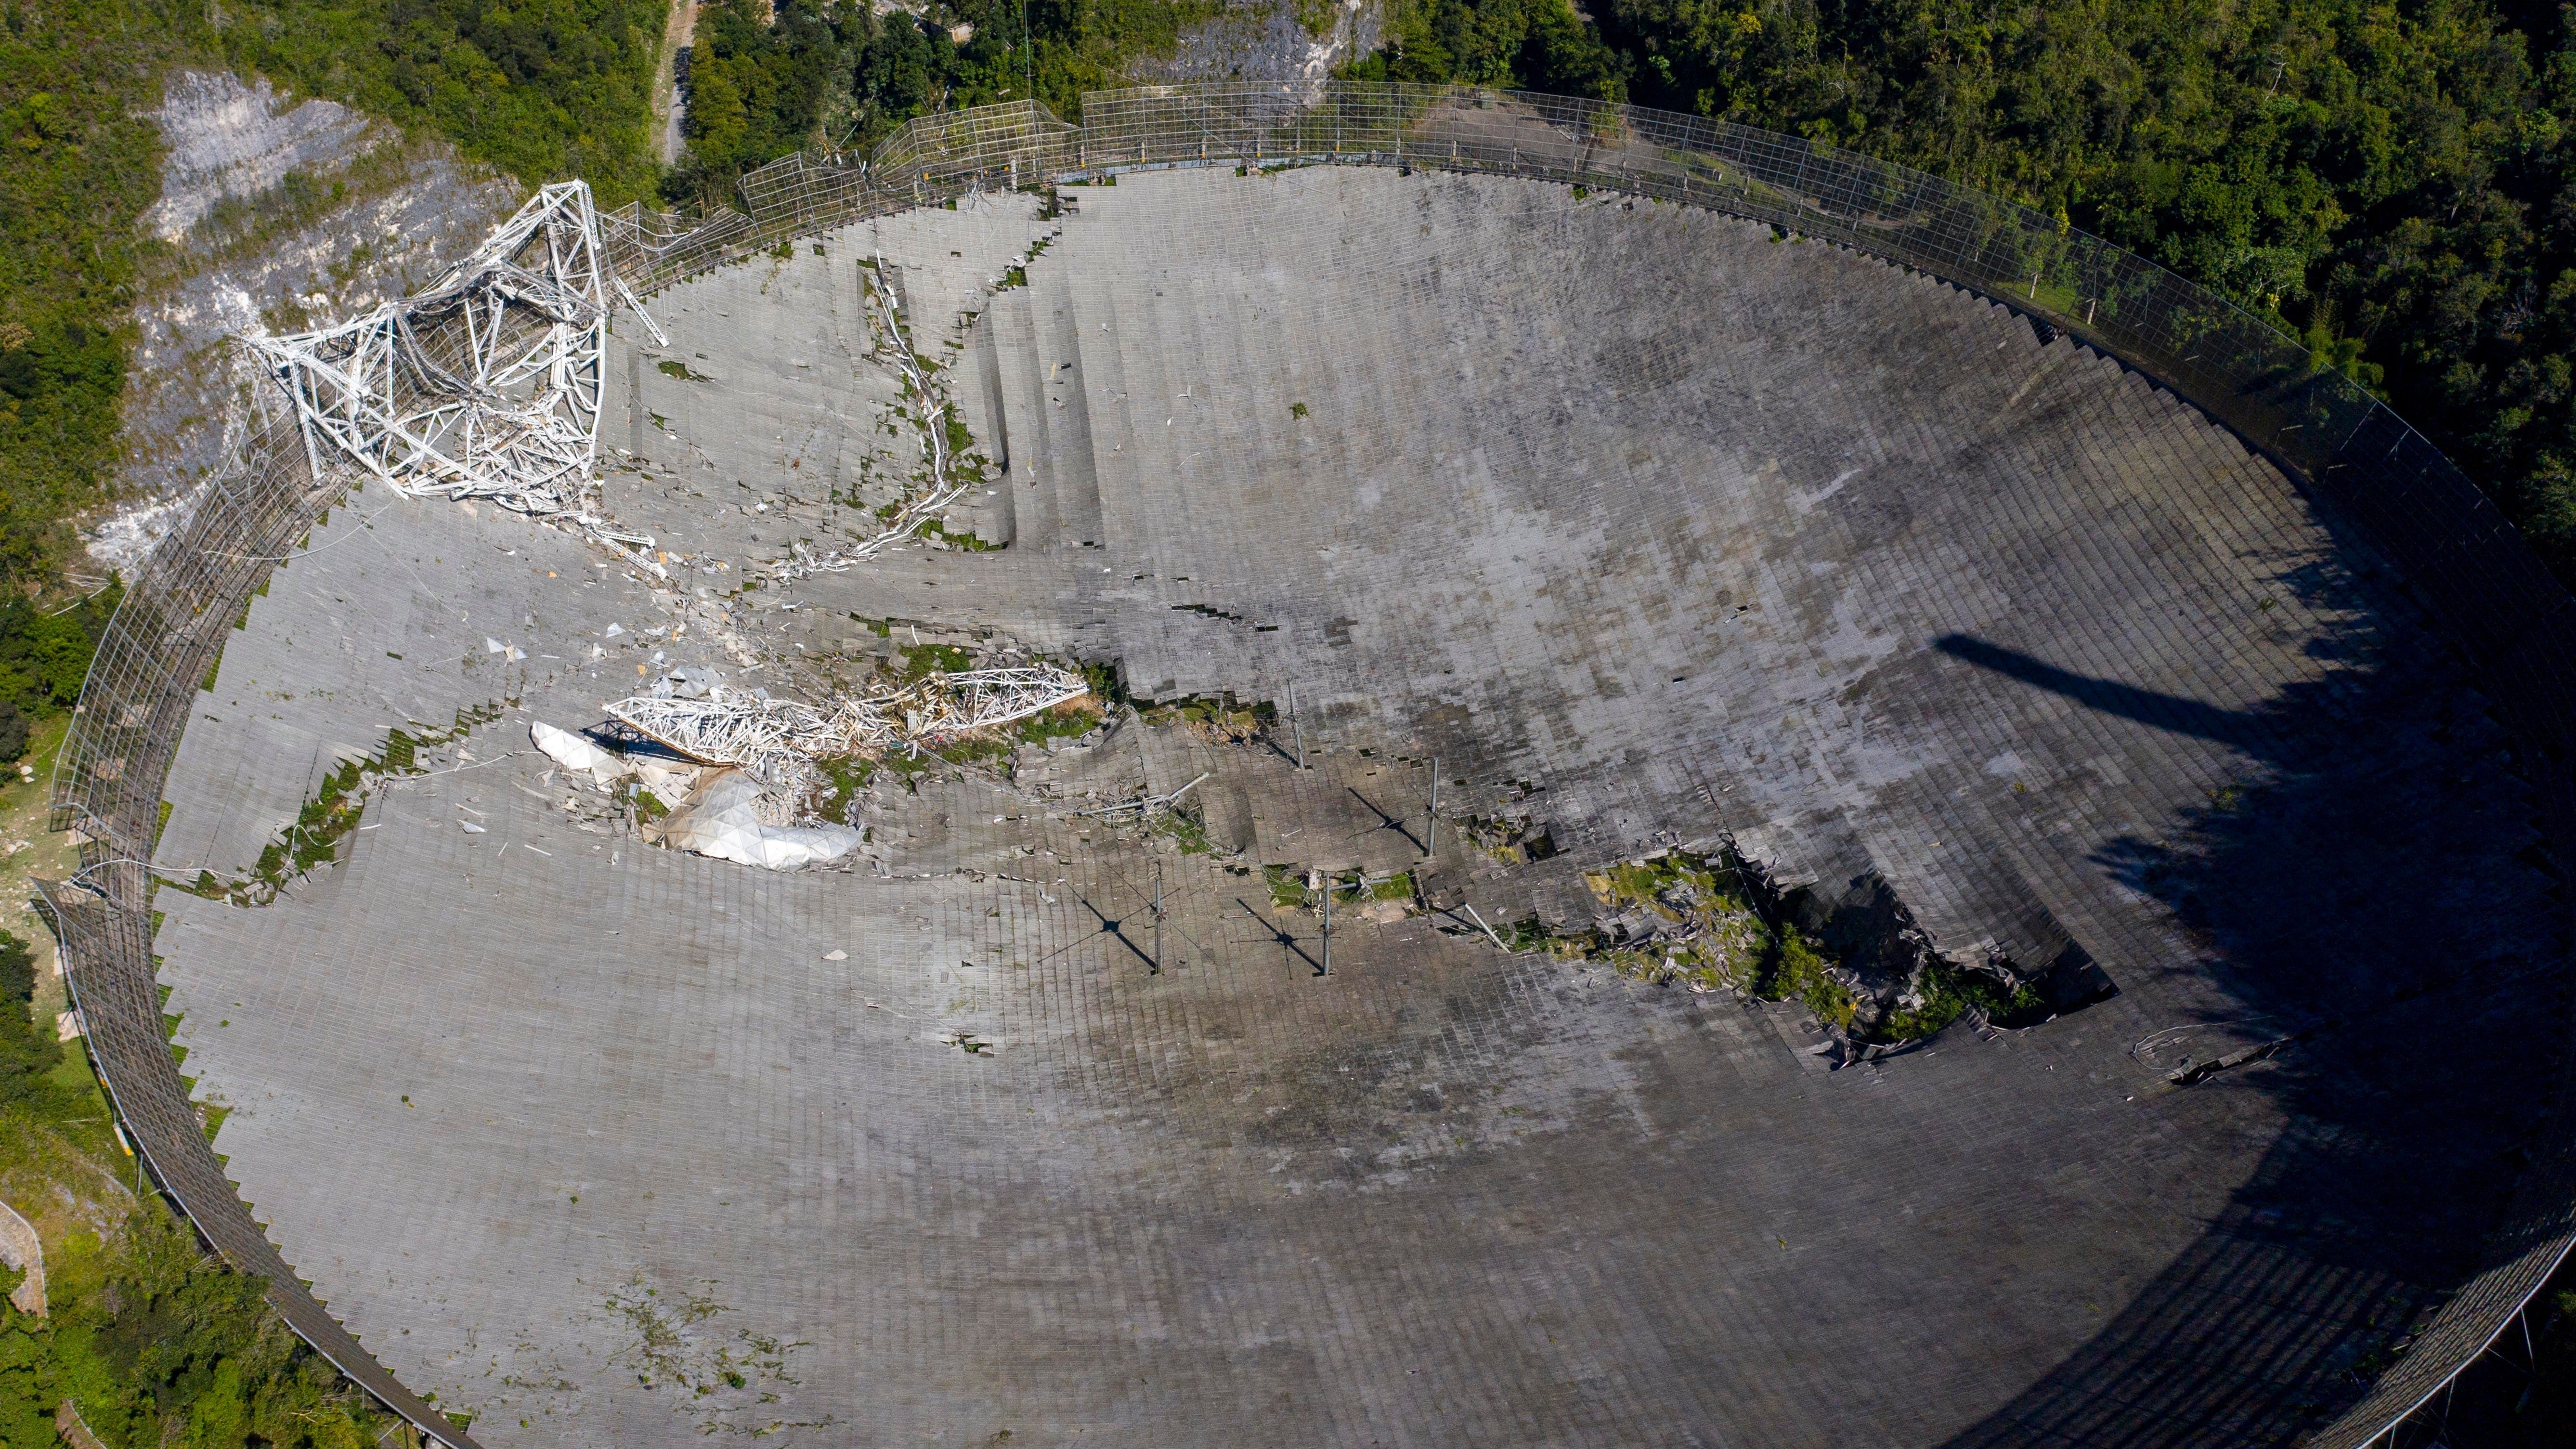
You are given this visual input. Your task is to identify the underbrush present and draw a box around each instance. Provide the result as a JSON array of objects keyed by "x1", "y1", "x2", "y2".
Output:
[
  {"x1": 1532, "y1": 848, "x2": 2034, "y2": 1044},
  {"x1": 180, "y1": 706, "x2": 501, "y2": 906},
  {"x1": 1, "y1": 1201, "x2": 396, "y2": 1448}
]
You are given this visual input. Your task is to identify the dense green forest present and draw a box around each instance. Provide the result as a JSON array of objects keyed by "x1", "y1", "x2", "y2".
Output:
[
  {"x1": 1562, "y1": 0, "x2": 2576, "y2": 584},
  {"x1": 0, "y1": 0, "x2": 176, "y2": 602},
  {"x1": 221, "y1": 0, "x2": 668, "y2": 206},
  {"x1": 663, "y1": 0, "x2": 1218, "y2": 204}
]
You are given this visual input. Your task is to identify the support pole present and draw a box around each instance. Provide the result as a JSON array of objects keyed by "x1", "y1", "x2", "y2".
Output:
[
  {"x1": 1427, "y1": 756, "x2": 1439, "y2": 855},
  {"x1": 1321, "y1": 880, "x2": 1331, "y2": 975},
  {"x1": 1153, "y1": 864, "x2": 1163, "y2": 974},
  {"x1": 1288, "y1": 679, "x2": 1305, "y2": 769}
]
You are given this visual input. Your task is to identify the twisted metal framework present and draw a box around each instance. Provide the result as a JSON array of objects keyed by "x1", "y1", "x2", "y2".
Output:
[
  {"x1": 40, "y1": 81, "x2": 2576, "y2": 1449},
  {"x1": 937, "y1": 667, "x2": 1092, "y2": 734},
  {"x1": 604, "y1": 665, "x2": 1089, "y2": 789},
  {"x1": 250, "y1": 182, "x2": 653, "y2": 536},
  {"x1": 602, "y1": 689, "x2": 835, "y2": 787}
]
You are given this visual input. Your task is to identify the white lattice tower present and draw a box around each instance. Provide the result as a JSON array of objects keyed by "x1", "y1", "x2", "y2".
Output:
[
  {"x1": 604, "y1": 690, "x2": 823, "y2": 788},
  {"x1": 603, "y1": 666, "x2": 1089, "y2": 784},
  {"x1": 911, "y1": 666, "x2": 1091, "y2": 735},
  {"x1": 247, "y1": 182, "x2": 641, "y2": 518}
]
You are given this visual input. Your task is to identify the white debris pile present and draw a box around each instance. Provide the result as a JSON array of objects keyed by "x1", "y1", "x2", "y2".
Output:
[
  {"x1": 530, "y1": 720, "x2": 622, "y2": 783},
  {"x1": 644, "y1": 767, "x2": 861, "y2": 871},
  {"x1": 529, "y1": 718, "x2": 860, "y2": 872}
]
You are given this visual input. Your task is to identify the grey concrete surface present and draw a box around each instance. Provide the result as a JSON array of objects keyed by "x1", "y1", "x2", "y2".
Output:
[
  {"x1": 146, "y1": 167, "x2": 2565, "y2": 1447},
  {"x1": 609, "y1": 197, "x2": 1048, "y2": 557},
  {"x1": 151, "y1": 491, "x2": 701, "y2": 881}
]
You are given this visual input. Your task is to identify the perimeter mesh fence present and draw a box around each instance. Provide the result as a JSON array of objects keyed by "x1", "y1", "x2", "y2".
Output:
[
  {"x1": 40, "y1": 414, "x2": 481, "y2": 1447},
  {"x1": 47, "y1": 79, "x2": 2575, "y2": 1449}
]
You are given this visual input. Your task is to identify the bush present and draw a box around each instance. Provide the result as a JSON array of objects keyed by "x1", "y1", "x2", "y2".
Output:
[
  {"x1": 1347, "y1": 0, "x2": 1626, "y2": 99},
  {"x1": 0, "y1": 1208, "x2": 390, "y2": 1449},
  {"x1": 0, "y1": 702, "x2": 26, "y2": 766},
  {"x1": 221, "y1": 0, "x2": 666, "y2": 206},
  {"x1": 0, "y1": 584, "x2": 118, "y2": 724},
  {"x1": 0, "y1": 931, "x2": 62, "y2": 1113}
]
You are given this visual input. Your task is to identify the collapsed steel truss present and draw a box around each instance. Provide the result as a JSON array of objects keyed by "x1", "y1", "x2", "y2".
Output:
[
  {"x1": 248, "y1": 182, "x2": 660, "y2": 539},
  {"x1": 605, "y1": 665, "x2": 1091, "y2": 788}
]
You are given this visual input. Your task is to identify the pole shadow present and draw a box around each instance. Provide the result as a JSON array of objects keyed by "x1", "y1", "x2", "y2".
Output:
[
  {"x1": 1346, "y1": 785, "x2": 1425, "y2": 853},
  {"x1": 1074, "y1": 891, "x2": 1162, "y2": 975},
  {"x1": 1238, "y1": 896, "x2": 1326, "y2": 977}
]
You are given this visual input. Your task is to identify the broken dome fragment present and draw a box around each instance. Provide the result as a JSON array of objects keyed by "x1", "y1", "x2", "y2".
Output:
[
  {"x1": 528, "y1": 718, "x2": 857, "y2": 871},
  {"x1": 530, "y1": 721, "x2": 622, "y2": 783},
  {"x1": 644, "y1": 768, "x2": 861, "y2": 871}
]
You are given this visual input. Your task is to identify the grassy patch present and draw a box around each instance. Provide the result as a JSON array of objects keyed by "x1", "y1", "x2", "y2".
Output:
[
  {"x1": 1262, "y1": 866, "x2": 1414, "y2": 910},
  {"x1": 1762, "y1": 927, "x2": 1855, "y2": 1031},
  {"x1": 897, "y1": 640, "x2": 976, "y2": 681},
  {"x1": 1138, "y1": 693, "x2": 1270, "y2": 742},
  {"x1": 247, "y1": 752, "x2": 368, "y2": 882},
  {"x1": 1148, "y1": 807, "x2": 1214, "y2": 854},
  {"x1": 1265, "y1": 864, "x2": 1309, "y2": 910},
  {"x1": 1543, "y1": 848, "x2": 2024, "y2": 1042},
  {"x1": 818, "y1": 754, "x2": 874, "y2": 798},
  {"x1": 878, "y1": 748, "x2": 942, "y2": 788},
  {"x1": 916, "y1": 518, "x2": 1001, "y2": 551},
  {"x1": 935, "y1": 733, "x2": 1013, "y2": 767},
  {"x1": 1543, "y1": 848, "x2": 1828, "y2": 1006},
  {"x1": 192, "y1": 706, "x2": 499, "y2": 905},
  {"x1": 1879, "y1": 960, "x2": 2046, "y2": 1042},
  {"x1": 1015, "y1": 698, "x2": 1100, "y2": 745},
  {"x1": 1458, "y1": 814, "x2": 1556, "y2": 864}
]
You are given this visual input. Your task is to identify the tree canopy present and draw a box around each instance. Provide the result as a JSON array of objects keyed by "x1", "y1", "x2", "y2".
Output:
[{"x1": 1559, "y1": 0, "x2": 2576, "y2": 580}]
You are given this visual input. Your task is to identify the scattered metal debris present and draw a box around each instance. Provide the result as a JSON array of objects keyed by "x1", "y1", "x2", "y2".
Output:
[
  {"x1": 762, "y1": 250, "x2": 1000, "y2": 584},
  {"x1": 1068, "y1": 771, "x2": 1210, "y2": 821},
  {"x1": 602, "y1": 665, "x2": 1090, "y2": 790}
]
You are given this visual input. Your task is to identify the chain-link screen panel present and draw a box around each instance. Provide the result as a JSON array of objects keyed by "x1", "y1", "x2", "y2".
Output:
[{"x1": 42, "y1": 408, "x2": 480, "y2": 1449}]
